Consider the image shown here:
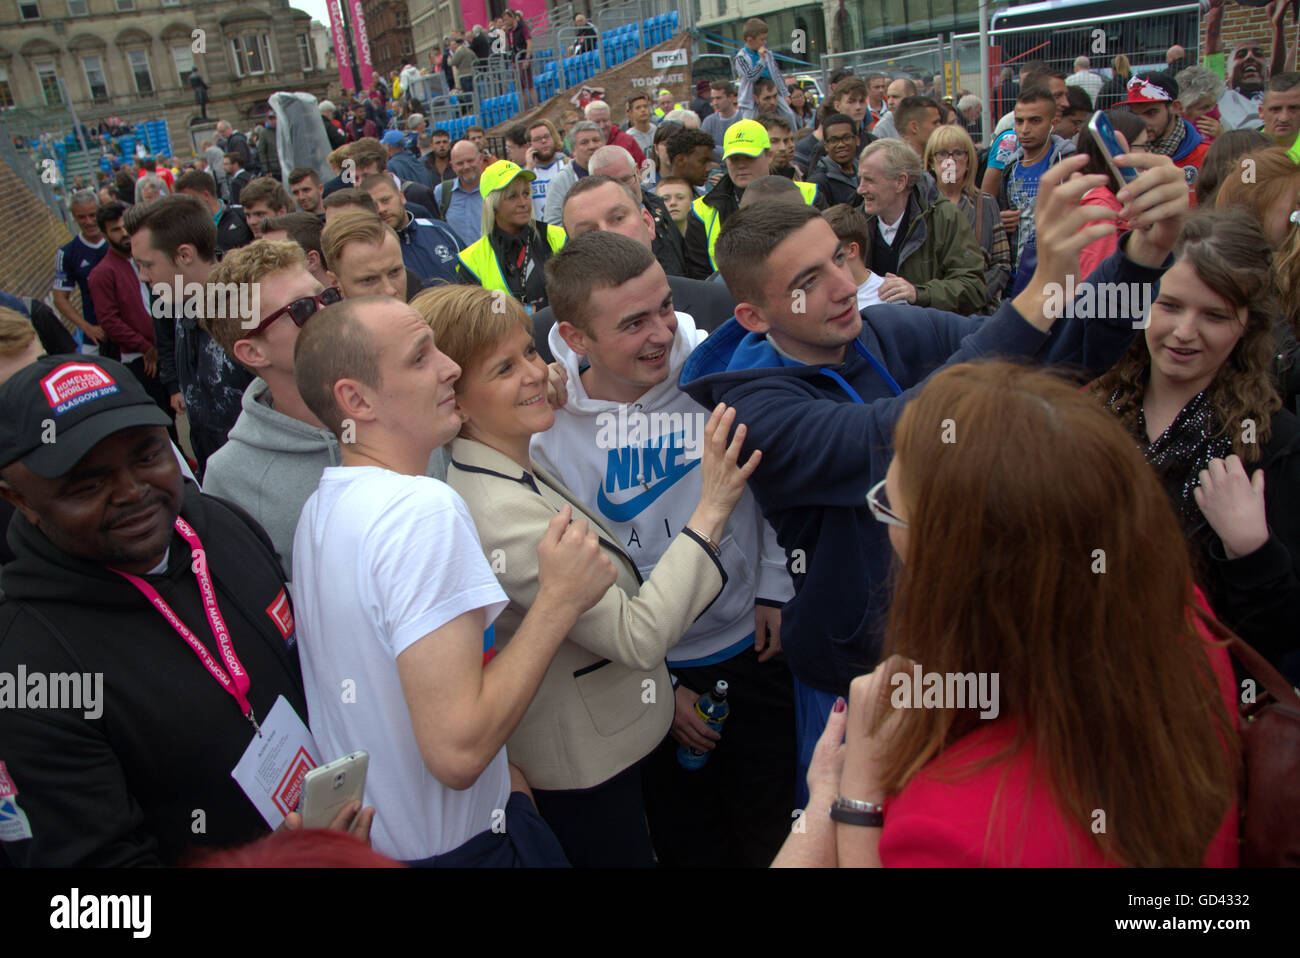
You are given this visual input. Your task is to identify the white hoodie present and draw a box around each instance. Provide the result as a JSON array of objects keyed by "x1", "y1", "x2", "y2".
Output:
[{"x1": 531, "y1": 312, "x2": 793, "y2": 666}]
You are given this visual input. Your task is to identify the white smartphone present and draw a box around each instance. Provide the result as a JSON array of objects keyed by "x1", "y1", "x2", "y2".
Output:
[{"x1": 297, "y1": 750, "x2": 368, "y2": 829}]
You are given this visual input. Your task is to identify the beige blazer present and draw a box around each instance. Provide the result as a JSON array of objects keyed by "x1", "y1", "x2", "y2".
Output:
[{"x1": 447, "y1": 436, "x2": 726, "y2": 791}]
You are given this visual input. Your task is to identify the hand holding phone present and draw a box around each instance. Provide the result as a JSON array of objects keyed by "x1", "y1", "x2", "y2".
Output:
[
  {"x1": 298, "y1": 750, "x2": 369, "y2": 829},
  {"x1": 1087, "y1": 112, "x2": 1139, "y2": 188}
]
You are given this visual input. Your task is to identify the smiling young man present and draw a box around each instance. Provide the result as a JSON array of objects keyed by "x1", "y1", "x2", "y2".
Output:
[
  {"x1": 809, "y1": 113, "x2": 862, "y2": 206},
  {"x1": 678, "y1": 152, "x2": 1191, "y2": 802},
  {"x1": 534, "y1": 229, "x2": 796, "y2": 868},
  {"x1": 289, "y1": 295, "x2": 613, "y2": 865},
  {"x1": 0, "y1": 354, "x2": 344, "y2": 865}
]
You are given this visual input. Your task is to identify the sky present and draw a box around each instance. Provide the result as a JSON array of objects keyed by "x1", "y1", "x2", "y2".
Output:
[{"x1": 291, "y1": 0, "x2": 332, "y2": 29}]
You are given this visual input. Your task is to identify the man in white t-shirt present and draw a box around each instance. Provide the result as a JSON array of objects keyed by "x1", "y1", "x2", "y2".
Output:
[
  {"x1": 290, "y1": 296, "x2": 616, "y2": 865},
  {"x1": 525, "y1": 119, "x2": 569, "y2": 221}
]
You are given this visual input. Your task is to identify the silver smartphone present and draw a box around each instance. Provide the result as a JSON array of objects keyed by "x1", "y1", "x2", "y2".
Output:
[{"x1": 298, "y1": 750, "x2": 368, "y2": 829}]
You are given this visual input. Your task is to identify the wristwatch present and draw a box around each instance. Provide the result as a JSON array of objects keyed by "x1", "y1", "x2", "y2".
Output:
[{"x1": 829, "y1": 795, "x2": 884, "y2": 827}]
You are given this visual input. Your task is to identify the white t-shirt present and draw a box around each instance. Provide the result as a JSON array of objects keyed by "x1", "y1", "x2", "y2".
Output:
[
  {"x1": 857, "y1": 272, "x2": 885, "y2": 310},
  {"x1": 530, "y1": 154, "x2": 569, "y2": 221},
  {"x1": 292, "y1": 466, "x2": 510, "y2": 861}
]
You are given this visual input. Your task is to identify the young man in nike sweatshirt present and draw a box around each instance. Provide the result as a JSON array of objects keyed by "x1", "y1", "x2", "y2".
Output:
[
  {"x1": 533, "y1": 230, "x2": 796, "y2": 867},
  {"x1": 201, "y1": 240, "x2": 449, "y2": 579},
  {"x1": 678, "y1": 153, "x2": 1191, "y2": 804}
]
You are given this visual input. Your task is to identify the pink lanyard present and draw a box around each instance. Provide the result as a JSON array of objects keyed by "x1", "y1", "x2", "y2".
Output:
[{"x1": 112, "y1": 517, "x2": 260, "y2": 735}]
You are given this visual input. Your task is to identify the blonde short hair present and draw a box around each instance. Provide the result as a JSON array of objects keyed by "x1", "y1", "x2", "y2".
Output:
[
  {"x1": 410, "y1": 285, "x2": 532, "y2": 394},
  {"x1": 204, "y1": 239, "x2": 307, "y2": 358},
  {"x1": 923, "y1": 123, "x2": 978, "y2": 194},
  {"x1": 321, "y1": 209, "x2": 395, "y2": 273},
  {"x1": 482, "y1": 171, "x2": 537, "y2": 238}
]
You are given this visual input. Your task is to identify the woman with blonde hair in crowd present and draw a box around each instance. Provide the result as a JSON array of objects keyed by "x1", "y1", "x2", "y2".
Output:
[
  {"x1": 415, "y1": 283, "x2": 759, "y2": 867},
  {"x1": 923, "y1": 124, "x2": 1010, "y2": 311},
  {"x1": 773, "y1": 360, "x2": 1241, "y2": 867},
  {"x1": 1091, "y1": 209, "x2": 1300, "y2": 682},
  {"x1": 456, "y1": 160, "x2": 565, "y2": 312}
]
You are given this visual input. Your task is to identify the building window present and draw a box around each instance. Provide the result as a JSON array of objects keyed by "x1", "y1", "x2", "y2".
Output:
[
  {"x1": 297, "y1": 33, "x2": 314, "y2": 71},
  {"x1": 36, "y1": 60, "x2": 62, "y2": 104},
  {"x1": 233, "y1": 36, "x2": 262, "y2": 75},
  {"x1": 115, "y1": 0, "x2": 134, "y2": 10},
  {"x1": 171, "y1": 44, "x2": 195, "y2": 86},
  {"x1": 161, "y1": 0, "x2": 180, "y2": 5},
  {"x1": 261, "y1": 34, "x2": 275, "y2": 73},
  {"x1": 19, "y1": 1, "x2": 41, "y2": 20},
  {"x1": 67, "y1": 0, "x2": 87, "y2": 15},
  {"x1": 82, "y1": 54, "x2": 109, "y2": 101},
  {"x1": 0, "y1": 67, "x2": 12, "y2": 108},
  {"x1": 127, "y1": 49, "x2": 154, "y2": 94}
]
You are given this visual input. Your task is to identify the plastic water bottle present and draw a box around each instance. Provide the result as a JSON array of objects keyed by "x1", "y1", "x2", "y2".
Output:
[{"x1": 676, "y1": 680, "x2": 730, "y2": 770}]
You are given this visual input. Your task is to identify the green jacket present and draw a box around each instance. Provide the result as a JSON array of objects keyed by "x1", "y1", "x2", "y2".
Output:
[{"x1": 862, "y1": 174, "x2": 986, "y2": 314}]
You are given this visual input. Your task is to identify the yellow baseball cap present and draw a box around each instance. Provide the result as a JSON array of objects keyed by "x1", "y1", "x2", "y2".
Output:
[
  {"x1": 723, "y1": 120, "x2": 771, "y2": 160},
  {"x1": 480, "y1": 159, "x2": 535, "y2": 198}
]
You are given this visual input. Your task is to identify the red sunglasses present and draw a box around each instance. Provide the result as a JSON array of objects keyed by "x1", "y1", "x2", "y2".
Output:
[{"x1": 248, "y1": 286, "x2": 342, "y2": 336}]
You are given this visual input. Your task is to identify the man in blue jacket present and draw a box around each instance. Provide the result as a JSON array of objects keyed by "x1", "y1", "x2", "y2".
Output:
[
  {"x1": 678, "y1": 152, "x2": 1190, "y2": 801},
  {"x1": 363, "y1": 174, "x2": 463, "y2": 286}
]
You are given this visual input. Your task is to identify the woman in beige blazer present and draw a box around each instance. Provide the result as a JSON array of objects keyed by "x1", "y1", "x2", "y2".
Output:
[{"x1": 416, "y1": 284, "x2": 759, "y2": 867}]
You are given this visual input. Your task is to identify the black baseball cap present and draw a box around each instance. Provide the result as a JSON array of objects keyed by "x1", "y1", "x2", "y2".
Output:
[{"x1": 0, "y1": 354, "x2": 172, "y2": 478}]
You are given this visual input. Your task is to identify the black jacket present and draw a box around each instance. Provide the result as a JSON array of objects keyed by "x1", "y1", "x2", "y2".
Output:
[
  {"x1": 0, "y1": 485, "x2": 307, "y2": 866},
  {"x1": 215, "y1": 203, "x2": 255, "y2": 259},
  {"x1": 153, "y1": 305, "x2": 253, "y2": 469},
  {"x1": 643, "y1": 186, "x2": 685, "y2": 278},
  {"x1": 531, "y1": 273, "x2": 737, "y2": 363},
  {"x1": 809, "y1": 155, "x2": 860, "y2": 207},
  {"x1": 1187, "y1": 408, "x2": 1300, "y2": 678},
  {"x1": 227, "y1": 168, "x2": 252, "y2": 206}
]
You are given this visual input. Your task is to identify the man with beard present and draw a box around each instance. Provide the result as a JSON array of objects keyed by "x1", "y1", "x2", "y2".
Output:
[
  {"x1": 1117, "y1": 73, "x2": 1210, "y2": 189},
  {"x1": 86, "y1": 203, "x2": 174, "y2": 432},
  {"x1": 422, "y1": 128, "x2": 455, "y2": 184},
  {"x1": 526, "y1": 119, "x2": 569, "y2": 221},
  {"x1": 0, "y1": 354, "x2": 369, "y2": 865}
]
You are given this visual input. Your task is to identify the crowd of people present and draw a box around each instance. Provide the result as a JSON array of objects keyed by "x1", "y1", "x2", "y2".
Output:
[{"x1": 0, "y1": 12, "x2": 1298, "y2": 870}]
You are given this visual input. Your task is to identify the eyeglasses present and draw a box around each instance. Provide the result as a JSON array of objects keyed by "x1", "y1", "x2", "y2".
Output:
[
  {"x1": 867, "y1": 478, "x2": 907, "y2": 528},
  {"x1": 826, "y1": 133, "x2": 858, "y2": 145},
  {"x1": 932, "y1": 149, "x2": 967, "y2": 160},
  {"x1": 248, "y1": 286, "x2": 342, "y2": 337}
]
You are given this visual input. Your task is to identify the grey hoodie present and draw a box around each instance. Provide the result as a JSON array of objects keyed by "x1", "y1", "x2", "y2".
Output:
[{"x1": 203, "y1": 378, "x2": 449, "y2": 579}]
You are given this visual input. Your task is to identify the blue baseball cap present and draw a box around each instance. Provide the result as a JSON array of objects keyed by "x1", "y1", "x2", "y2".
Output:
[{"x1": 380, "y1": 129, "x2": 406, "y2": 146}]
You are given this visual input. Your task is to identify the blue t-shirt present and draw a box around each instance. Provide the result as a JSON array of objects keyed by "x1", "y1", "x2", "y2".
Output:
[
  {"x1": 53, "y1": 234, "x2": 108, "y2": 327},
  {"x1": 1007, "y1": 149, "x2": 1053, "y2": 263}
]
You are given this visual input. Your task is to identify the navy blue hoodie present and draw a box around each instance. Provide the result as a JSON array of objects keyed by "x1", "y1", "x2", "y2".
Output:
[{"x1": 679, "y1": 239, "x2": 1169, "y2": 694}]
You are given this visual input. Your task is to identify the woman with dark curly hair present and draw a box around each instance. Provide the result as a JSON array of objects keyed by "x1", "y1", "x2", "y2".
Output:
[{"x1": 1090, "y1": 208, "x2": 1300, "y2": 678}]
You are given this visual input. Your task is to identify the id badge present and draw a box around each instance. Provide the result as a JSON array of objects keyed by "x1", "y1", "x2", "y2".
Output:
[{"x1": 230, "y1": 695, "x2": 321, "y2": 827}]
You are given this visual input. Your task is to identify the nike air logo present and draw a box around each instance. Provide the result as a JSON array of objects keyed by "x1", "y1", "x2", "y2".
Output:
[{"x1": 597, "y1": 437, "x2": 700, "y2": 522}]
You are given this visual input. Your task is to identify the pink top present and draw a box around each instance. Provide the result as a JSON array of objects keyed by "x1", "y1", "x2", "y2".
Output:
[
  {"x1": 1077, "y1": 186, "x2": 1126, "y2": 281},
  {"x1": 878, "y1": 593, "x2": 1239, "y2": 867}
]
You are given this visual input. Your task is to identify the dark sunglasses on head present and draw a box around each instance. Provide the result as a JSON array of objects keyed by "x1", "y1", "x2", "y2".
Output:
[{"x1": 249, "y1": 286, "x2": 343, "y2": 336}]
